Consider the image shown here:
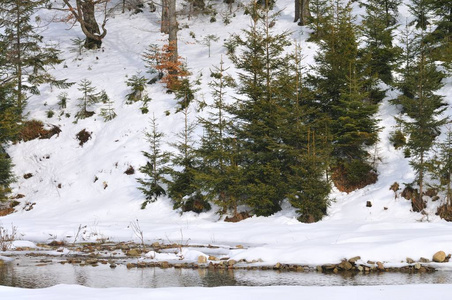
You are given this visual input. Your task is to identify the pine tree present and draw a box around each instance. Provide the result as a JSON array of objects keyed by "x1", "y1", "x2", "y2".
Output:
[
  {"x1": 226, "y1": 1, "x2": 293, "y2": 216},
  {"x1": 424, "y1": 0, "x2": 452, "y2": 65},
  {"x1": 99, "y1": 92, "x2": 117, "y2": 121},
  {"x1": 0, "y1": 0, "x2": 72, "y2": 115},
  {"x1": 360, "y1": 0, "x2": 402, "y2": 84},
  {"x1": 430, "y1": 128, "x2": 452, "y2": 207},
  {"x1": 76, "y1": 79, "x2": 100, "y2": 120},
  {"x1": 391, "y1": 28, "x2": 448, "y2": 211},
  {"x1": 307, "y1": 0, "x2": 332, "y2": 41},
  {"x1": 281, "y1": 44, "x2": 331, "y2": 222},
  {"x1": 197, "y1": 58, "x2": 241, "y2": 216},
  {"x1": 308, "y1": 0, "x2": 380, "y2": 191},
  {"x1": 167, "y1": 106, "x2": 209, "y2": 213},
  {"x1": 137, "y1": 115, "x2": 171, "y2": 209}
]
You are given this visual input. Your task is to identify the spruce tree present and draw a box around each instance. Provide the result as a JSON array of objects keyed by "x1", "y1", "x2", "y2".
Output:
[
  {"x1": 76, "y1": 79, "x2": 100, "y2": 120},
  {"x1": 137, "y1": 115, "x2": 171, "y2": 209},
  {"x1": 360, "y1": 0, "x2": 402, "y2": 84},
  {"x1": 430, "y1": 129, "x2": 452, "y2": 207},
  {"x1": 167, "y1": 106, "x2": 209, "y2": 213},
  {"x1": 281, "y1": 44, "x2": 331, "y2": 222},
  {"x1": 424, "y1": 0, "x2": 452, "y2": 64},
  {"x1": 226, "y1": 1, "x2": 293, "y2": 216},
  {"x1": 307, "y1": 0, "x2": 332, "y2": 41},
  {"x1": 197, "y1": 58, "x2": 242, "y2": 217},
  {"x1": 309, "y1": 0, "x2": 380, "y2": 191},
  {"x1": 391, "y1": 28, "x2": 448, "y2": 211},
  {"x1": 0, "y1": 0, "x2": 71, "y2": 115}
]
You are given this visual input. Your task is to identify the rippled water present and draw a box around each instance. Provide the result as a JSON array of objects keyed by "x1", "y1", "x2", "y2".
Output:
[{"x1": 1, "y1": 256, "x2": 452, "y2": 288}]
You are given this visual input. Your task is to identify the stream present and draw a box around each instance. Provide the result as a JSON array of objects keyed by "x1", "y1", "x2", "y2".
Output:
[{"x1": 1, "y1": 256, "x2": 452, "y2": 288}]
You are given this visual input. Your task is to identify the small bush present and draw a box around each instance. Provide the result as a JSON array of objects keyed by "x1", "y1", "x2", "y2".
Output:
[
  {"x1": 76, "y1": 129, "x2": 92, "y2": 147},
  {"x1": 47, "y1": 110, "x2": 55, "y2": 118},
  {"x1": 18, "y1": 120, "x2": 61, "y2": 142},
  {"x1": 389, "y1": 130, "x2": 406, "y2": 149},
  {"x1": 332, "y1": 160, "x2": 378, "y2": 193},
  {"x1": 0, "y1": 224, "x2": 17, "y2": 251},
  {"x1": 124, "y1": 165, "x2": 135, "y2": 175}
]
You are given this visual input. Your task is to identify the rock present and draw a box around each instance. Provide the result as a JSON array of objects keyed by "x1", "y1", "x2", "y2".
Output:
[
  {"x1": 236, "y1": 245, "x2": 244, "y2": 249},
  {"x1": 126, "y1": 249, "x2": 140, "y2": 257},
  {"x1": 126, "y1": 263, "x2": 135, "y2": 269},
  {"x1": 406, "y1": 257, "x2": 415, "y2": 264},
  {"x1": 433, "y1": 251, "x2": 446, "y2": 262},
  {"x1": 208, "y1": 255, "x2": 218, "y2": 261},
  {"x1": 296, "y1": 266, "x2": 304, "y2": 272},
  {"x1": 274, "y1": 262, "x2": 282, "y2": 269},
  {"x1": 197, "y1": 255, "x2": 207, "y2": 264},
  {"x1": 338, "y1": 260, "x2": 353, "y2": 270},
  {"x1": 366, "y1": 201, "x2": 372, "y2": 207},
  {"x1": 357, "y1": 265, "x2": 364, "y2": 272},
  {"x1": 419, "y1": 257, "x2": 430, "y2": 263},
  {"x1": 110, "y1": 263, "x2": 117, "y2": 268},
  {"x1": 151, "y1": 242, "x2": 160, "y2": 248},
  {"x1": 376, "y1": 261, "x2": 384, "y2": 270},
  {"x1": 228, "y1": 260, "x2": 237, "y2": 266},
  {"x1": 348, "y1": 256, "x2": 361, "y2": 264},
  {"x1": 316, "y1": 266, "x2": 323, "y2": 272},
  {"x1": 414, "y1": 263, "x2": 421, "y2": 270}
]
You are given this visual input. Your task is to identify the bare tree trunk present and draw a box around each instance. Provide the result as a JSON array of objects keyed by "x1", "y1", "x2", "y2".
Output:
[
  {"x1": 63, "y1": 0, "x2": 107, "y2": 49},
  {"x1": 81, "y1": 0, "x2": 102, "y2": 49},
  {"x1": 161, "y1": 0, "x2": 169, "y2": 33},
  {"x1": 168, "y1": 0, "x2": 178, "y2": 63},
  {"x1": 294, "y1": 0, "x2": 311, "y2": 26}
]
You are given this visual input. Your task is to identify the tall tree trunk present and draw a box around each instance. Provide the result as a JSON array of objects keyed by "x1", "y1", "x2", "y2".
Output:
[
  {"x1": 294, "y1": 0, "x2": 311, "y2": 26},
  {"x1": 161, "y1": 0, "x2": 169, "y2": 34},
  {"x1": 81, "y1": 0, "x2": 102, "y2": 49},
  {"x1": 168, "y1": 0, "x2": 178, "y2": 63}
]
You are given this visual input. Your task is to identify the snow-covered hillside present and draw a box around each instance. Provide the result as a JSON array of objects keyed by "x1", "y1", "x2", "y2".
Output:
[{"x1": 1, "y1": 0, "x2": 452, "y2": 268}]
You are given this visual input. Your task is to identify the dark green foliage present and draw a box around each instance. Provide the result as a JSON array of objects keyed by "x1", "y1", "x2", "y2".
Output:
[
  {"x1": 226, "y1": 3, "x2": 293, "y2": 216},
  {"x1": 408, "y1": 0, "x2": 430, "y2": 30},
  {"x1": 197, "y1": 59, "x2": 241, "y2": 216},
  {"x1": 99, "y1": 91, "x2": 117, "y2": 121},
  {"x1": 309, "y1": 0, "x2": 380, "y2": 191},
  {"x1": 125, "y1": 74, "x2": 150, "y2": 104},
  {"x1": 167, "y1": 107, "x2": 210, "y2": 213},
  {"x1": 0, "y1": 152, "x2": 14, "y2": 202},
  {"x1": 0, "y1": 0, "x2": 72, "y2": 115},
  {"x1": 137, "y1": 116, "x2": 170, "y2": 209},
  {"x1": 360, "y1": 0, "x2": 402, "y2": 84},
  {"x1": 424, "y1": 0, "x2": 452, "y2": 65},
  {"x1": 76, "y1": 79, "x2": 101, "y2": 120},
  {"x1": 429, "y1": 129, "x2": 452, "y2": 207},
  {"x1": 391, "y1": 25, "x2": 448, "y2": 210},
  {"x1": 308, "y1": 0, "x2": 332, "y2": 41},
  {"x1": 389, "y1": 129, "x2": 406, "y2": 149}
]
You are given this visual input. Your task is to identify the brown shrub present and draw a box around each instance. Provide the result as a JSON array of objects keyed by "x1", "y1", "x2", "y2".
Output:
[
  {"x1": 332, "y1": 165, "x2": 378, "y2": 193},
  {"x1": 76, "y1": 129, "x2": 92, "y2": 147},
  {"x1": 19, "y1": 120, "x2": 61, "y2": 142},
  {"x1": 224, "y1": 212, "x2": 250, "y2": 223},
  {"x1": 436, "y1": 204, "x2": 452, "y2": 221},
  {"x1": 124, "y1": 165, "x2": 135, "y2": 175}
]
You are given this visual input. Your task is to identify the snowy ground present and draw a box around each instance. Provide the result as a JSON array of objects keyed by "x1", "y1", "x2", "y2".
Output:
[
  {"x1": 1, "y1": 0, "x2": 452, "y2": 296},
  {"x1": 1, "y1": 284, "x2": 451, "y2": 300}
]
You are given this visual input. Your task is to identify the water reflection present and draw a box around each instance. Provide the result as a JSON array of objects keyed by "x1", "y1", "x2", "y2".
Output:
[{"x1": 1, "y1": 257, "x2": 452, "y2": 289}]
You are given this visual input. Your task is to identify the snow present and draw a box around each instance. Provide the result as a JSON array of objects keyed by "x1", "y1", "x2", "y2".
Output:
[
  {"x1": 0, "y1": 284, "x2": 451, "y2": 300},
  {"x1": 1, "y1": 0, "x2": 452, "y2": 297}
]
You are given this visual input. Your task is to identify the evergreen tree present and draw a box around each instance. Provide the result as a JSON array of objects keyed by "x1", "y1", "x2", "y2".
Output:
[
  {"x1": 0, "y1": 0, "x2": 71, "y2": 115},
  {"x1": 424, "y1": 0, "x2": 452, "y2": 64},
  {"x1": 137, "y1": 115, "x2": 171, "y2": 209},
  {"x1": 360, "y1": 0, "x2": 402, "y2": 84},
  {"x1": 391, "y1": 28, "x2": 448, "y2": 211},
  {"x1": 281, "y1": 44, "x2": 331, "y2": 222},
  {"x1": 99, "y1": 92, "x2": 117, "y2": 121},
  {"x1": 226, "y1": 1, "x2": 293, "y2": 216},
  {"x1": 309, "y1": 0, "x2": 380, "y2": 191},
  {"x1": 307, "y1": 0, "x2": 332, "y2": 41},
  {"x1": 167, "y1": 106, "x2": 210, "y2": 213},
  {"x1": 197, "y1": 58, "x2": 242, "y2": 216},
  {"x1": 429, "y1": 128, "x2": 452, "y2": 207},
  {"x1": 76, "y1": 79, "x2": 100, "y2": 120},
  {"x1": 408, "y1": 0, "x2": 430, "y2": 30}
]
